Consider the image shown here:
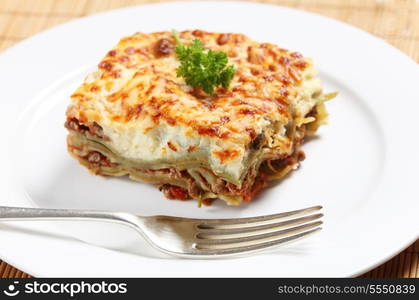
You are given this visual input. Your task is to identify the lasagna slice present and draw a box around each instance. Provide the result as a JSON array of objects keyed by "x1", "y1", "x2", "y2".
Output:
[{"x1": 65, "y1": 30, "x2": 334, "y2": 206}]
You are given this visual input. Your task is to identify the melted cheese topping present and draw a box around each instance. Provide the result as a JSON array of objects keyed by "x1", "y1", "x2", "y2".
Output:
[{"x1": 66, "y1": 30, "x2": 323, "y2": 183}]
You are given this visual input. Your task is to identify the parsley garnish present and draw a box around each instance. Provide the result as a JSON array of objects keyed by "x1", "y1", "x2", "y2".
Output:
[{"x1": 172, "y1": 30, "x2": 236, "y2": 95}]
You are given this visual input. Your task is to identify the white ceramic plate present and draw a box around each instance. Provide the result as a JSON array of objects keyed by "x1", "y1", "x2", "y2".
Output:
[{"x1": 0, "y1": 1, "x2": 418, "y2": 277}]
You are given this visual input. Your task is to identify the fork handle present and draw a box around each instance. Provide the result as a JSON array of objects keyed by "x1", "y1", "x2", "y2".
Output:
[{"x1": 0, "y1": 206, "x2": 130, "y2": 224}]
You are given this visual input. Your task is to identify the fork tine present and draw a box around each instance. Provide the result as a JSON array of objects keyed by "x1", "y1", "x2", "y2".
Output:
[
  {"x1": 197, "y1": 205, "x2": 322, "y2": 229},
  {"x1": 196, "y1": 221, "x2": 322, "y2": 246},
  {"x1": 196, "y1": 213, "x2": 323, "y2": 237},
  {"x1": 193, "y1": 227, "x2": 322, "y2": 256}
]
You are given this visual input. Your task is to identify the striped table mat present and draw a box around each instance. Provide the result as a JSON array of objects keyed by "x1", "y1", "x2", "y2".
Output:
[{"x1": 0, "y1": 0, "x2": 418, "y2": 278}]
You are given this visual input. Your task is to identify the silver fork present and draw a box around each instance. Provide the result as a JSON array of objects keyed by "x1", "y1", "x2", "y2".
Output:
[{"x1": 0, "y1": 205, "x2": 323, "y2": 258}]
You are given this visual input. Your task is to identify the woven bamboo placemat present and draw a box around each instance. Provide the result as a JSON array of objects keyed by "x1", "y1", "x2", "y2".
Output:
[{"x1": 0, "y1": 0, "x2": 418, "y2": 278}]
